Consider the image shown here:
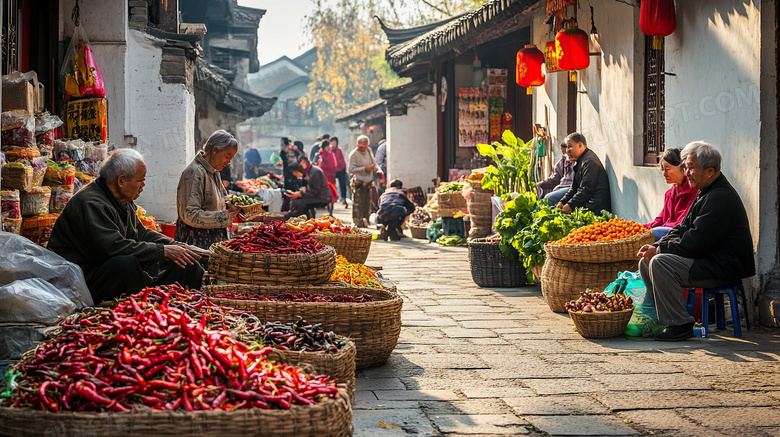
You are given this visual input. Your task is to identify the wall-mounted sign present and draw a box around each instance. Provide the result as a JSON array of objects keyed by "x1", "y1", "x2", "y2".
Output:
[{"x1": 545, "y1": 41, "x2": 563, "y2": 73}]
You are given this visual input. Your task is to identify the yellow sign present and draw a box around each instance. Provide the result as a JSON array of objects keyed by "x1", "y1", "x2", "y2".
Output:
[
  {"x1": 545, "y1": 41, "x2": 563, "y2": 73},
  {"x1": 65, "y1": 98, "x2": 107, "y2": 142}
]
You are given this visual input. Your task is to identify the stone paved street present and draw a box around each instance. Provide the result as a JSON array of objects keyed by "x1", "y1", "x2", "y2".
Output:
[{"x1": 352, "y1": 227, "x2": 780, "y2": 437}]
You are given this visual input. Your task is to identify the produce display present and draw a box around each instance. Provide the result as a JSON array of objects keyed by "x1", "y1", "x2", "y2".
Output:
[
  {"x1": 330, "y1": 255, "x2": 383, "y2": 288},
  {"x1": 235, "y1": 177, "x2": 281, "y2": 194},
  {"x1": 223, "y1": 220, "x2": 325, "y2": 254},
  {"x1": 437, "y1": 181, "x2": 467, "y2": 194},
  {"x1": 550, "y1": 218, "x2": 646, "y2": 245},
  {"x1": 0, "y1": 285, "x2": 340, "y2": 412},
  {"x1": 437, "y1": 235, "x2": 465, "y2": 246},
  {"x1": 565, "y1": 290, "x2": 634, "y2": 313},
  {"x1": 210, "y1": 290, "x2": 374, "y2": 304},
  {"x1": 286, "y1": 214, "x2": 359, "y2": 235},
  {"x1": 410, "y1": 208, "x2": 431, "y2": 226},
  {"x1": 142, "y1": 285, "x2": 259, "y2": 330},
  {"x1": 228, "y1": 194, "x2": 262, "y2": 206},
  {"x1": 245, "y1": 320, "x2": 349, "y2": 353}
]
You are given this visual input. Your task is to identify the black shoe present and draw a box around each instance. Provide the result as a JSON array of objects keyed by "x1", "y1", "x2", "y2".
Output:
[
  {"x1": 377, "y1": 225, "x2": 389, "y2": 241},
  {"x1": 388, "y1": 228, "x2": 404, "y2": 241},
  {"x1": 654, "y1": 322, "x2": 695, "y2": 342}
]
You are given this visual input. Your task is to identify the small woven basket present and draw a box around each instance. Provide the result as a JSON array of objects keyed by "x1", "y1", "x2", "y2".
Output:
[
  {"x1": 541, "y1": 257, "x2": 639, "y2": 312},
  {"x1": 468, "y1": 238, "x2": 526, "y2": 288},
  {"x1": 0, "y1": 388, "x2": 352, "y2": 437},
  {"x1": 569, "y1": 308, "x2": 634, "y2": 338},
  {"x1": 408, "y1": 223, "x2": 429, "y2": 239},
  {"x1": 238, "y1": 202, "x2": 265, "y2": 220},
  {"x1": 208, "y1": 243, "x2": 336, "y2": 285},
  {"x1": 544, "y1": 230, "x2": 654, "y2": 263},
  {"x1": 312, "y1": 231, "x2": 372, "y2": 264},
  {"x1": 202, "y1": 283, "x2": 403, "y2": 369}
]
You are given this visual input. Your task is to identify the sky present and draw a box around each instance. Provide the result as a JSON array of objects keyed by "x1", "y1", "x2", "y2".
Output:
[{"x1": 238, "y1": 0, "x2": 316, "y2": 65}]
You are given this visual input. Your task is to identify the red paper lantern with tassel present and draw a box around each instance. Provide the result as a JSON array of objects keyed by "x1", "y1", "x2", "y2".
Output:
[
  {"x1": 556, "y1": 23, "x2": 589, "y2": 82},
  {"x1": 639, "y1": 0, "x2": 676, "y2": 50},
  {"x1": 516, "y1": 44, "x2": 545, "y2": 95}
]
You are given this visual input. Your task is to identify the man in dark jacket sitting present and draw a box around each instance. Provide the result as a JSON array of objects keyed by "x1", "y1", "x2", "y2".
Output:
[
  {"x1": 377, "y1": 179, "x2": 416, "y2": 241},
  {"x1": 285, "y1": 157, "x2": 332, "y2": 218},
  {"x1": 557, "y1": 132, "x2": 611, "y2": 215},
  {"x1": 637, "y1": 141, "x2": 754, "y2": 341},
  {"x1": 48, "y1": 149, "x2": 204, "y2": 303}
]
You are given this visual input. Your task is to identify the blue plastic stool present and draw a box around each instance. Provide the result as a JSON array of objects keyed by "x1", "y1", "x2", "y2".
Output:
[
  {"x1": 685, "y1": 285, "x2": 750, "y2": 337},
  {"x1": 441, "y1": 216, "x2": 465, "y2": 238}
]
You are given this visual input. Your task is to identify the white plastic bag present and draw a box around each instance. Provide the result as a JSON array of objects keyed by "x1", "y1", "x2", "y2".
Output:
[
  {"x1": 0, "y1": 233, "x2": 92, "y2": 309},
  {"x1": 0, "y1": 278, "x2": 75, "y2": 324}
]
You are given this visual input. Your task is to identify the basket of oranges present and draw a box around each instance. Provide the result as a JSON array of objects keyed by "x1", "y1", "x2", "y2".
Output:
[{"x1": 544, "y1": 218, "x2": 654, "y2": 263}]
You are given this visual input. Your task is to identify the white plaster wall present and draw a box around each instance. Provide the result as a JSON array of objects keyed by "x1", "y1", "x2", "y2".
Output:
[
  {"x1": 126, "y1": 30, "x2": 196, "y2": 222},
  {"x1": 386, "y1": 94, "x2": 438, "y2": 191}
]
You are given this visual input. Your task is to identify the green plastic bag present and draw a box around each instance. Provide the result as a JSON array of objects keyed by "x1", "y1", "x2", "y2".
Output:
[{"x1": 605, "y1": 270, "x2": 664, "y2": 337}]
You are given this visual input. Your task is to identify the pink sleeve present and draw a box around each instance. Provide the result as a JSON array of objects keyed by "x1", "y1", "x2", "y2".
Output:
[{"x1": 668, "y1": 187, "x2": 698, "y2": 227}]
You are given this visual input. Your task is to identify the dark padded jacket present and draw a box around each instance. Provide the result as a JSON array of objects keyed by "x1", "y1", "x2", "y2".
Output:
[
  {"x1": 559, "y1": 148, "x2": 611, "y2": 214},
  {"x1": 655, "y1": 174, "x2": 755, "y2": 282}
]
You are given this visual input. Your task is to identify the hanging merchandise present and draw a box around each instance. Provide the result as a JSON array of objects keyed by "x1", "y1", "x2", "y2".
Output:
[
  {"x1": 545, "y1": 41, "x2": 563, "y2": 73},
  {"x1": 59, "y1": 24, "x2": 106, "y2": 100},
  {"x1": 516, "y1": 45, "x2": 545, "y2": 95},
  {"x1": 547, "y1": 0, "x2": 575, "y2": 31},
  {"x1": 556, "y1": 22, "x2": 590, "y2": 82},
  {"x1": 639, "y1": 0, "x2": 676, "y2": 50}
]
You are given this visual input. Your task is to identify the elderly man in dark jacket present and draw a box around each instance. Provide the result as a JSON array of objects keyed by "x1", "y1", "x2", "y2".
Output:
[
  {"x1": 285, "y1": 157, "x2": 332, "y2": 218},
  {"x1": 637, "y1": 141, "x2": 754, "y2": 341},
  {"x1": 557, "y1": 133, "x2": 611, "y2": 215},
  {"x1": 48, "y1": 149, "x2": 204, "y2": 303}
]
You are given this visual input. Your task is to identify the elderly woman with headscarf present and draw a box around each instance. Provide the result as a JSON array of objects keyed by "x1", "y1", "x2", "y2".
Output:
[
  {"x1": 176, "y1": 130, "x2": 242, "y2": 253},
  {"x1": 243, "y1": 148, "x2": 263, "y2": 180}
]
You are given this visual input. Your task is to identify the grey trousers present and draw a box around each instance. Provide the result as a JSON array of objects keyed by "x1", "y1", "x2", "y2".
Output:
[{"x1": 638, "y1": 254, "x2": 696, "y2": 326}]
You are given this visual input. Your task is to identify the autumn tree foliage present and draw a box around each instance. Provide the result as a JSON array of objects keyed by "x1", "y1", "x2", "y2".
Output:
[{"x1": 300, "y1": 0, "x2": 485, "y2": 121}]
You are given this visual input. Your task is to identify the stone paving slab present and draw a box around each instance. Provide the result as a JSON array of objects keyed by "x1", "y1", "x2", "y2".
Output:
[
  {"x1": 591, "y1": 372, "x2": 712, "y2": 391},
  {"x1": 443, "y1": 328, "x2": 499, "y2": 338},
  {"x1": 519, "y1": 378, "x2": 608, "y2": 395},
  {"x1": 397, "y1": 353, "x2": 489, "y2": 370},
  {"x1": 355, "y1": 377, "x2": 407, "y2": 391},
  {"x1": 596, "y1": 389, "x2": 779, "y2": 411},
  {"x1": 430, "y1": 414, "x2": 530, "y2": 435},
  {"x1": 374, "y1": 389, "x2": 460, "y2": 401},
  {"x1": 504, "y1": 394, "x2": 611, "y2": 415},
  {"x1": 420, "y1": 399, "x2": 515, "y2": 415},
  {"x1": 680, "y1": 406, "x2": 780, "y2": 428},
  {"x1": 461, "y1": 387, "x2": 536, "y2": 399},
  {"x1": 523, "y1": 414, "x2": 640, "y2": 436},
  {"x1": 352, "y1": 408, "x2": 438, "y2": 436}
]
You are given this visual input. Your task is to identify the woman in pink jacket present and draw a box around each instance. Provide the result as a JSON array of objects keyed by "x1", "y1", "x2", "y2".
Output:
[
  {"x1": 644, "y1": 148, "x2": 698, "y2": 241},
  {"x1": 316, "y1": 140, "x2": 338, "y2": 188}
]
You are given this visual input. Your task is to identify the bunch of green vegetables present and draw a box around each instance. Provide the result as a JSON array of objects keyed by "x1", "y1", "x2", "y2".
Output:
[
  {"x1": 437, "y1": 235, "x2": 465, "y2": 246},
  {"x1": 477, "y1": 130, "x2": 534, "y2": 198},
  {"x1": 437, "y1": 181, "x2": 467, "y2": 194}
]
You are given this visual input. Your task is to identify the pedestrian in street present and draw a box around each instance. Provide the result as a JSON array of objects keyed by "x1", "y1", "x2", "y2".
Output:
[
  {"x1": 331, "y1": 136, "x2": 349, "y2": 208},
  {"x1": 349, "y1": 135, "x2": 383, "y2": 227},
  {"x1": 377, "y1": 179, "x2": 416, "y2": 241},
  {"x1": 310, "y1": 133, "x2": 330, "y2": 162},
  {"x1": 284, "y1": 157, "x2": 332, "y2": 218},
  {"x1": 556, "y1": 132, "x2": 611, "y2": 215},
  {"x1": 637, "y1": 141, "x2": 754, "y2": 341},
  {"x1": 642, "y1": 148, "x2": 698, "y2": 241},
  {"x1": 175, "y1": 130, "x2": 242, "y2": 259},
  {"x1": 243, "y1": 148, "x2": 263, "y2": 179},
  {"x1": 537, "y1": 142, "x2": 574, "y2": 206},
  {"x1": 375, "y1": 138, "x2": 388, "y2": 195},
  {"x1": 293, "y1": 140, "x2": 306, "y2": 160},
  {"x1": 316, "y1": 139, "x2": 338, "y2": 188},
  {"x1": 48, "y1": 148, "x2": 203, "y2": 302}
]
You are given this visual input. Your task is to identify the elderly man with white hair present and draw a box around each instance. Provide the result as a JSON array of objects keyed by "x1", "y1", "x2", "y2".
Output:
[
  {"x1": 48, "y1": 148, "x2": 204, "y2": 302},
  {"x1": 348, "y1": 135, "x2": 383, "y2": 227},
  {"x1": 636, "y1": 141, "x2": 754, "y2": 341}
]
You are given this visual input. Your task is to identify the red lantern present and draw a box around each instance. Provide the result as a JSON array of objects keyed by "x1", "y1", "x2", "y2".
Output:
[
  {"x1": 516, "y1": 44, "x2": 545, "y2": 95},
  {"x1": 640, "y1": 0, "x2": 676, "y2": 50},
  {"x1": 555, "y1": 23, "x2": 589, "y2": 82}
]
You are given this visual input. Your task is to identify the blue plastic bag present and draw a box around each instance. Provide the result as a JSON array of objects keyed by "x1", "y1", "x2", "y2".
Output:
[
  {"x1": 605, "y1": 270, "x2": 664, "y2": 337},
  {"x1": 426, "y1": 218, "x2": 443, "y2": 243}
]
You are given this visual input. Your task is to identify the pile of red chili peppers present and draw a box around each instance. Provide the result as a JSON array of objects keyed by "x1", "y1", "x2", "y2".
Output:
[
  {"x1": 246, "y1": 320, "x2": 348, "y2": 353},
  {"x1": 212, "y1": 291, "x2": 374, "y2": 303},
  {"x1": 223, "y1": 221, "x2": 325, "y2": 254},
  {"x1": 1, "y1": 285, "x2": 340, "y2": 412}
]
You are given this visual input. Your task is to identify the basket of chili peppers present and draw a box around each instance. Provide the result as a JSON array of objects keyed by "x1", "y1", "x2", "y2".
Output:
[
  {"x1": 0, "y1": 285, "x2": 352, "y2": 437},
  {"x1": 241, "y1": 320, "x2": 357, "y2": 404},
  {"x1": 208, "y1": 220, "x2": 337, "y2": 285},
  {"x1": 287, "y1": 215, "x2": 372, "y2": 264},
  {"x1": 202, "y1": 283, "x2": 403, "y2": 369}
]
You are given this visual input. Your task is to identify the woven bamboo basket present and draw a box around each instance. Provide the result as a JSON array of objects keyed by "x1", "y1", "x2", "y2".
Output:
[
  {"x1": 408, "y1": 223, "x2": 429, "y2": 239},
  {"x1": 468, "y1": 180, "x2": 493, "y2": 194},
  {"x1": 544, "y1": 230, "x2": 654, "y2": 263},
  {"x1": 202, "y1": 283, "x2": 402, "y2": 369},
  {"x1": 541, "y1": 257, "x2": 639, "y2": 313},
  {"x1": 0, "y1": 165, "x2": 32, "y2": 192},
  {"x1": 237, "y1": 202, "x2": 265, "y2": 220},
  {"x1": 312, "y1": 231, "x2": 372, "y2": 264},
  {"x1": 569, "y1": 308, "x2": 634, "y2": 338},
  {"x1": 426, "y1": 208, "x2": 438, "y2": 223},
  {"x1": 0, "y1": 388, "x2": 352, "y2": 437},
  {"x1": 437, "y1": 192, "x2": 467, "y2": 211},
  {"x1": 531, "y1": 261, "x2": 545, "y2": 282},
  {"x1": 208, "y1": 243, "x2": 336, "y2": 285},
  {"x1": 468, "y1": 238, "x2": 526, "y2": 288}
]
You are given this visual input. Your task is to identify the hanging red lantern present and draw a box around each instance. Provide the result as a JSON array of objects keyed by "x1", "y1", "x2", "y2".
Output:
[
  {"x1": 555, "y1": 23, "x2": 589, "y2": 82},
  {"x1": 640, "y1": 0, "x2": 676, "y2": 50},
  {"x1": 516, "y1": 44, "x2": 545, "y2": 95}
]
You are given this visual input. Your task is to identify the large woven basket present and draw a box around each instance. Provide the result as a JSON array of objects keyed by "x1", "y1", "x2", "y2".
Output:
[
  {"x1": 569, "y1": 308, "x2": 634, "y2": 338},
  {"x1": 437, "y1": 192, "x2": 467, "y2": 211},
  {"x1": 541, "y1": 257, "x2": 639, "y2": 312},
  {"x1": 468, "y1": 238, "x2": 526, "y2": 288},
  {"x1": 0, "y1": 388, "x2": 352, "y2": 437},
  {"x1": 544, "y1": 230, "x2": 654, "y2": 263},
  {"x1": 202, "y1": 283, "x2": 403, "y2": 369},
  {"x1": 408, "y1": 223, "x2": 428, "y2": 239},
  {"x1": 312, "y1": 231, "x2": 372, "y2": 264},
  {"x1": 208, "y1": 243, "x2": 336, "y2": 285}
]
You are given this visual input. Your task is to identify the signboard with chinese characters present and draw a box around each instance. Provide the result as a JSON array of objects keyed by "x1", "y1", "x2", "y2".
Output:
[
  {"x1": 65, "y1": 98, "x2": 107, "y2": 142},
  {"x1": 545, "y1": 41, "x2": 563, "y2": 73}
]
